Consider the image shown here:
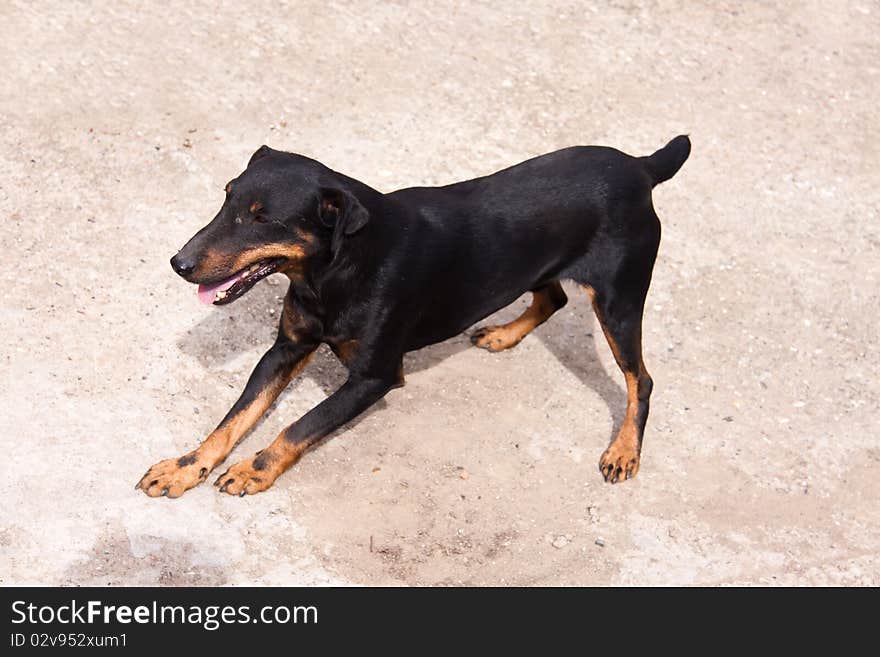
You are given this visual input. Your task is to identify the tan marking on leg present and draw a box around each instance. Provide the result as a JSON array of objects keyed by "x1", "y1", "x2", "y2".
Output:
[
  {"x1": 599, "y1": 371, "x2": 643, "y2": 483},
  {"x1": 583, "y1": 284, "x2": 650, "y2": 483},
  {"x1": 472, "y1": 282, "x2": 564, "y2": 352},
  {"x1": 137, "y1": 350, "x2": 314, "y2": 498},
  {"x1": 584, "y1": 284, "x2": 624, "y2": 364},
  {"x1": 214, "y1": 431, "x2": 310, "y2": 496}
]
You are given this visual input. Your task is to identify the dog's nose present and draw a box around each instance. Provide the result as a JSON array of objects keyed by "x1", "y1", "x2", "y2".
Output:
[{"x1": 170, "y1": 253, "x2": 195, "y2": 276}]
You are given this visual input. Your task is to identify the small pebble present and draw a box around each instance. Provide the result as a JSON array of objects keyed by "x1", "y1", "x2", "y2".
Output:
[
  {"x1": 551, "y1": 535, "x2": 570, "y2": 549},
  {"x1": 595, "y1": 538, "x2": 605, "y2": 547}
]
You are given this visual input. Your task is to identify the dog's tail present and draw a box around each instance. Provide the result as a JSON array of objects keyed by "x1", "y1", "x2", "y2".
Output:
[{"x1": 641, "y1": 134, "x2": 691, "y2": 187}]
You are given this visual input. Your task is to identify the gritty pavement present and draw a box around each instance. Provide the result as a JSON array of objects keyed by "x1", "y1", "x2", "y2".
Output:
[{"x1": 1, "y1": 1, "x2": 878, "y2": 586}]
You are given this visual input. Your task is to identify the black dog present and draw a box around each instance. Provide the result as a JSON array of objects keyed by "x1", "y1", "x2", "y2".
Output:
[{"x1": 136, "y1": 136, "x2": 690, "y2": 498}]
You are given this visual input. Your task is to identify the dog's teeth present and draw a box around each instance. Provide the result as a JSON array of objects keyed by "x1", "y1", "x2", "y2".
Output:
[{"x1": 216, "y1": 290, "x2": 227, "y2": 301}]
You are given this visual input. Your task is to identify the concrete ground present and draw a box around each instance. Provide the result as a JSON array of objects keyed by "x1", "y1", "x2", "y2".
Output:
[{"x1": 1, "y1": 1, "x2": 878, "y2": 586}]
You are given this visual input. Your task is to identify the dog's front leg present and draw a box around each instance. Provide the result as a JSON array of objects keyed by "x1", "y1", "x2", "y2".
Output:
[
  {"x1": 214, "y1": 373, "x2": 397, "y2": 496},
  {"x1": 137, "y1": 338, "x2": 317, "y2": 498}
]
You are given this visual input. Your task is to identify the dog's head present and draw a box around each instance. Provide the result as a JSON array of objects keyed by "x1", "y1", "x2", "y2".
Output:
[{"x1": 170, "y1": 146, "x2": 369, "y2": 305}]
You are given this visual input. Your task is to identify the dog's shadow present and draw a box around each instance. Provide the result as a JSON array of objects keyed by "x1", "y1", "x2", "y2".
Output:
[{"x1": 176, "y1": 278, "x2": 625, "y2": 447}]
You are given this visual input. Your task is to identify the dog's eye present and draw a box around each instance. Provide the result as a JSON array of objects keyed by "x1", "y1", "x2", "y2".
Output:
[{"x1": 249, "y1": 201, "x2": 267, "y2": 223}]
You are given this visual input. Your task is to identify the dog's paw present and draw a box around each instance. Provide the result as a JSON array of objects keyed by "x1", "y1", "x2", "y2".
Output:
[
  {"x1": 214, "y1": 457, "x2": 277, "y2": 497},
  {"x1": 136, "y1": 452, "x2": 211, "y2": 498},
  {"x1": 470, "y1": 325, "x2": 521, "y2": 352},
  {"x1": 599, "y1": 441, "x2": 640, "y2": 484}
]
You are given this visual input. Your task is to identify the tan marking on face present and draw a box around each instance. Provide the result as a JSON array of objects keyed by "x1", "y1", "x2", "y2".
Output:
[
  {"x1": 228, "y1": 243, "x2": 308, "y2": 273},
  {"x1": 249, "y1": 201, "x2": 263, "y2": 214},
  {"x1": 295, "y1": 229, "x2": 316, "y2": 244},
  {"x1": 195, "y1": 244, "x2": 308, "y2": 281},
  {"x1": 197, "y1": 247, "x2": 230, "y2": 276}
]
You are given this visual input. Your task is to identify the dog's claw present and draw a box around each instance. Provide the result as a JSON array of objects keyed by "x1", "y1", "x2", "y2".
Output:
[
  {"x1": 601, "y1": 463, "x2": 621, "y2": 483},
  {"x1": 135, "y1": 471, "x2": 151, "y2": 489},
  {"x1": 599, "y1": 443, "x2": 640, "y2": 485},
  {"x1": 138, "y1": 456, "x2": 213, "y2": 498},
  {"x1": 215, "y1": 457, "x2": 277, "y2": 496}
]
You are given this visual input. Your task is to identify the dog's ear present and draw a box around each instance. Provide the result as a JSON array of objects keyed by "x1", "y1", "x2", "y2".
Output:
[
  {"x1": 318, "y1": 187, "x2": 370, "y2": 257},
  {"x1": 248, "y1": 145, "x2": 273, "y2": 167}
]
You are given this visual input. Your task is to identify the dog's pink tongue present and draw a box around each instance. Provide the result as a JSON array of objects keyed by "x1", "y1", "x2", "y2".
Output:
[{"x1": 197, "y1": 274, "x2": 240, "y2": 305}]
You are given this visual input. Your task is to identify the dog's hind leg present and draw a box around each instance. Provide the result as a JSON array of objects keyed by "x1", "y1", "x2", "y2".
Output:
[
  {"x1": 587, "y1": 283, "x2": 652, "y2": 483},
  {"x1": 471, "y1": 281, "x2": 568, "y2": 352},
  {"x1": 577, "y1": 230, "x2": 658, "y2": 483}
]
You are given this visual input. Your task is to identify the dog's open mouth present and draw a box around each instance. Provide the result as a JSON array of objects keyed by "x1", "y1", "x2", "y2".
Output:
[{"x1": 196, "y1": 258, "x2": 284, "y2": 306}]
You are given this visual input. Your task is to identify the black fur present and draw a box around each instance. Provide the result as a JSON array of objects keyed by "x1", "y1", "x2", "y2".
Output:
[{"x1": 169, "y1": 135, "x2": 690, "y2": 487}]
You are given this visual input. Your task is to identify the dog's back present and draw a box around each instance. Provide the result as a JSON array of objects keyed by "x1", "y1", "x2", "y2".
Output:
[{"x1": 386, "y1": 137, "x2": 690, "y2": 348}]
